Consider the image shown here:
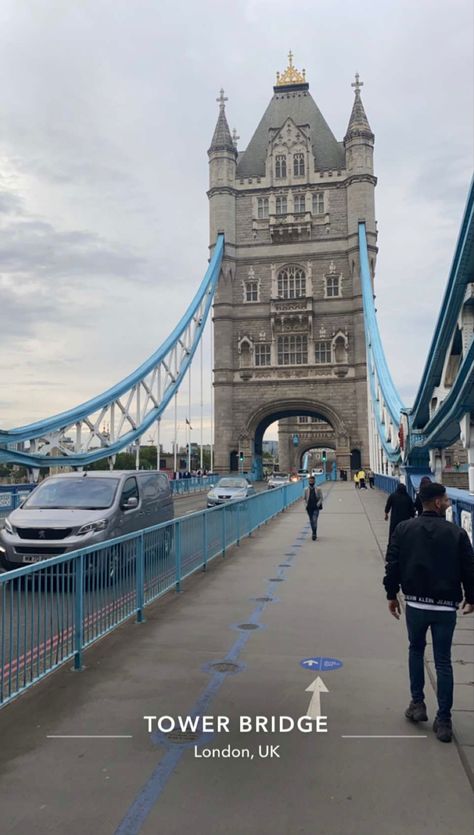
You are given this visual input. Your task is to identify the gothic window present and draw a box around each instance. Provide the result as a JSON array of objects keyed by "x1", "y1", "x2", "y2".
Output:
[
  {"x1": 326, "y1": 275, "x2": 340, "y2": 297},
  {"x1": 312, "y1": 192, "x2": 325, "y2": 214},
  {"x1": 277, "y1": 265, "x2": 306, "y2": 299},
  {"x1": 315, "y1": 340, "x2": 332, "y2": 364},
  {"x1": 277, "y1": 335, "x2": 308, "y2": 365},
  {"x1": 294, "y1": 194, "x2": 306, "y2": 213},
  {"x1": 298, "y1": 416, "x2": 309, "y2": 423},
  {"x1": 257, "y1": 197, "x2": 269, "y2": 219},
  {"x1": 293, "y1": 153, "x2": 305, "y2": 176},
  {"x1": 275, "y1": 195, "x2": 287, "y2": 215},
  {"x1": 245, "y1": 281, "x2": 258, "y2": 302},
  {"x1": 275, "y1": 155, "x2": 287, "y2": 178},
  {"x1": 255, "y1": 343, "x2": 271, "y2": 366}
]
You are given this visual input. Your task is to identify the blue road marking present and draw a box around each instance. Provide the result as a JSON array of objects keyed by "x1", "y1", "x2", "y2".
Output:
[{"x1": 300, "y1": 657, "x2": 343, "y2": 671}]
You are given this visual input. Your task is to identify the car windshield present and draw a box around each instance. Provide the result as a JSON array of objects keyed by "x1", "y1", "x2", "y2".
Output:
[
  {"x1": 216, "y1": 478, "x2": 247, "y2": 489},
  {"x1": 272, "y1": 474, "x2": 287, "y2": 480},
  {"x1": 24, "y1": 478, "x2": 120, "y2": 510}
]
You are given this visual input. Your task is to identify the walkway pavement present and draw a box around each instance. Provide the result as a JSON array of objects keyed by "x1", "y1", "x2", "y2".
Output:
[{"x1": 0, "y1": 484, "x2": 472, "y2": 835}]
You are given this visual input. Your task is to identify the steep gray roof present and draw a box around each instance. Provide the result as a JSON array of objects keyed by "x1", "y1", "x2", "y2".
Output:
[
  {"x1": 236, "y1": 87, "x2": 345, "y2": 177},
  {"x1": 345, "y1": 89, "x2": 373, "y2": 138},
  {"x1": 209, "y1": 106, "x2": 235, "y2": 154}
]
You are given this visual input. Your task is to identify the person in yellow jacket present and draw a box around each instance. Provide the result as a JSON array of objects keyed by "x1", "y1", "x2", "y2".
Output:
[
  {"x1": 358, "y1": 469, "x2": 367, "y2": 489},
  {"x1": 353, "y1": 472, "x2": 360, "y2": 489}
]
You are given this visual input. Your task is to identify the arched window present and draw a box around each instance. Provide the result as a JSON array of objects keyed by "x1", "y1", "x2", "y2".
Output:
[
  {"x1": 275, "y1": 155, "x2": 287, "y2": 178},
  {"x1": 293, "y1": 194, "x2": 306, "y2": 213},
  {"x1": 293, "y1": 153, "x2": 305, "y2": 176},
  {"x1": 275, "y1": 195, "x2": 287, "y2": 215},
  {"x1": 277, "y1": 265, "x2": 306, "y2": 299}
]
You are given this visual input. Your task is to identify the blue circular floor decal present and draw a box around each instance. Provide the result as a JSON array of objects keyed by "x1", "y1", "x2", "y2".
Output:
[{"x1": 300, "y1": 657, "x2": 343, "y2": 671}]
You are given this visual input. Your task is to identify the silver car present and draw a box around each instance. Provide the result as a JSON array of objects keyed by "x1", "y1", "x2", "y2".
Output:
[
  {"x1": 207, "y1": 477, "x2": 255, "y2": 507},
  {"x1": 267, "y1": 473, "x2": 291, "y2": 489},
  {"x1": 0, "y1": 470, "x2": 173, "y2": 572}
]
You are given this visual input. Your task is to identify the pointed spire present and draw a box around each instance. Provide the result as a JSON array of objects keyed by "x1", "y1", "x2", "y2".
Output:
[
  {"x1": 208, "y1": 89, "x2": 236, "y2": 155},
  {"x1": 345, "y1": 73, "x2": 373, "y2": 140}
]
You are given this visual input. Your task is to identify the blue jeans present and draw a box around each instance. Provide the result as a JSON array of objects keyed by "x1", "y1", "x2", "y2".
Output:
[
  {"x1": 307, "y1": 508, "x2": 319, "y2": 536},
  {"x1": 405, "y1": 605, "x2": 457, "y2": 721}
]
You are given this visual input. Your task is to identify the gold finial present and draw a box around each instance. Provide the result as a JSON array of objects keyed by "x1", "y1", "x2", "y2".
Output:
[{"x1": 275, "y1": 51, "x2": 306, "y2": 87}]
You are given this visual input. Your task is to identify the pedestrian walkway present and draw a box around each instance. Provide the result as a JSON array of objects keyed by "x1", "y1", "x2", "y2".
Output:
[{"x1": 0, "y1": 484, "x2": 472, "y2": 835}]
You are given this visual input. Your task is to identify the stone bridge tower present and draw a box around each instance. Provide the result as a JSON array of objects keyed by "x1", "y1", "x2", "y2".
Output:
[{"x1": 208, "y1": 56, "x2": 377, "y2": 477}]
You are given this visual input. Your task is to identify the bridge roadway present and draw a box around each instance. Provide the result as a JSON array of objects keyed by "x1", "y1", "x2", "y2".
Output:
[{"x1": 0, "y1": 484, "x2": 473, "y2": 835}]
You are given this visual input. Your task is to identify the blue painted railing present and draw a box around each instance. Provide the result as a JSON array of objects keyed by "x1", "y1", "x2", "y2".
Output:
[
  {"x1": 0, "y1": 484, "x2": 37, "y2": 514},
  {"x1": 0, "y1": 478, "x2": 311, "y2": 708}
]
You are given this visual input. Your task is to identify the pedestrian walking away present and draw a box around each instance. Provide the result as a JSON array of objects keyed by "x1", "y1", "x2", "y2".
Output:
[
  {"x1": 367, "y1": 469, "x2": 375, "y2": 488},
  {"x1": 384, "y1": 483, "x2": 415, "y2": 539},
  {"x1": 383, "y1": 482, "x2": 474, "y2": 743},
  {"x1": 414, "y1": 475, "x2": 432, "y2": 516},
  {"x1": 304, "y1": 477, "x2": 323, "y2": 541},
  {"x1": 353, "y1": 472, "x2": 359, "y2": 489}
]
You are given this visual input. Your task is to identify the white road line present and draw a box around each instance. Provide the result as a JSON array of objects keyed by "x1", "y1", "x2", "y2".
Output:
[
  {"x1": 341, "y1": 735, "x2": 427, "y2": 739},
  {"x1": 47, "y1": 735, "x2": 133, "y2": 739}
]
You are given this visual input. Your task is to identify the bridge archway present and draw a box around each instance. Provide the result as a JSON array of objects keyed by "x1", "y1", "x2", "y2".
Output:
[{"x1": 242, "y1": 399, "x2": 349, "y2": 479}]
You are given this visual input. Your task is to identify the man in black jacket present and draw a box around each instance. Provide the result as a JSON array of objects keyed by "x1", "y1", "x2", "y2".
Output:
[{"x1": 383, "y1": 482, "x2": 474, "y2": 743}]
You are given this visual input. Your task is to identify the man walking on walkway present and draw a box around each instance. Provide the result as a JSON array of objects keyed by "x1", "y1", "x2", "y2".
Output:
[
  {"x1": 304, "y1": 476, "x2": 323, "y2": 541},
  {"x1": 383, "y1": 482, "x2": 474, "y2": 742}
]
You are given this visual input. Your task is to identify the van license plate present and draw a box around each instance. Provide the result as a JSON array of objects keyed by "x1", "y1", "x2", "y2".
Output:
[{"x1": 22, "y1": 555, "x2": 43, "y2": 563}]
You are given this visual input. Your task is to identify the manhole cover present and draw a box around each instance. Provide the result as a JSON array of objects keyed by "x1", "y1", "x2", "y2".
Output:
[
  {"x1": 167, "y1": 730, "x2": 200, "y2": 744},
  {"x1": 210, "y1": 661, "x2": 240, "y2": 673},
  {"x1": 255, "y1": 596, "x2": 273, "y2": 602},
  {"x1": 237, "y1": 623, "x2": 259, "y2": 630},
  {"x1": 269, "y1": 577, "x2": 284, "y2": 582}
]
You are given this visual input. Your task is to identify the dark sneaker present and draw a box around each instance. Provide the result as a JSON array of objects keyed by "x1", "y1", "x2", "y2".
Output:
[
  {"x1": 312, "y1": 533, "x2": 316, "y2": 541},
  {"x1": 405, "y1": 701, "x2": 428, "y2": 722},
  {"x1": 433, "y1": 717, "x2": 452, "y2": 743}
]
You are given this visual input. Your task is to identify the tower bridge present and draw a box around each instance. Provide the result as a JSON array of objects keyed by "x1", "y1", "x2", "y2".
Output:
[{"x1": 0, "y1": 54, "x2": 473, "y2": 835}]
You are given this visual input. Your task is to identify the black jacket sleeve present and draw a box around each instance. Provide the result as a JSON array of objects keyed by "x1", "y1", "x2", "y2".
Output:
[
  {"x1": 414, "y1": 495, "x2": 423, "y2": 516},
  {"x1": 384, "y1": 494, "x2": 392, "y2": 514},
  {"x1": 384, "y1": 525, "x2": 401, "y2": 598},
  {"x1": 459, "y1": 530, "x2": 474, "y2": 604}
]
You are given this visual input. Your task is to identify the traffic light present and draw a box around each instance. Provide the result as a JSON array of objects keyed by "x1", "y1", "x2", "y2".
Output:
[
  {"x1": 322, "y1": 450, "x2": 327, "y2": 462},
  {"x1": 239, "y1": 451, "x2": 244, "y2": 462}
]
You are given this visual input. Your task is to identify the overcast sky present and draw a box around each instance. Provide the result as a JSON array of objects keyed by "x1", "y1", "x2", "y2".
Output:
[{"x1": 0, "y1": 0, "x2": 472, "y2": 450}]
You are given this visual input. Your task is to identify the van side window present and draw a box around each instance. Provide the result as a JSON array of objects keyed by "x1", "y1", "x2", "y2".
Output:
[
  {"x1": 121, "y1": 477, "x2": 139, "y2": 506},
  {"x1": 157, "y1": 474, "x2": 169, "y2": 492},
  {"x1": 140, "y1": 474, "x2": 160, "y2": 501}
]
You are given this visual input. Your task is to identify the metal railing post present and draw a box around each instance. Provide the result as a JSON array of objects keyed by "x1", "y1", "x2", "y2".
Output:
[
  {"x1": 236, "y1": 502, "x2": 241, "y2": 546},
  {"x1": 73, "y1": 554, "x2": 84, "y2": 671},
  {"x1": 175, "y1": 521, "x2": 182, "y2": 592},
  {"x1": 202, "y1": 513, "x2": 208, "y2": 571},
  {"x1": 136, "y1": 533, "x2": 145, "y2": 623},
  {"x1": 222, "y1": 507, "x2": 226, "y2": 557}
]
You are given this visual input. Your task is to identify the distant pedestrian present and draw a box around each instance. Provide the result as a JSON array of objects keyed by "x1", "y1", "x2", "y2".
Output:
[
  {"x1": 384, "y1": 483, "x2": 415, "y2": 538},
  {"x1": 367, "y1": 470, "x2": 375, "y2": 488},
  {"x1": 353, "y1": 472, "x2": 359, "y2": 489},
  {"x1": 414, "y1": 476, "x2": 432, "y2": 516},
  {"x1": 304, "y1": 476, "x2": 323, "y2": 542},
  {"x1": 383, "y1": 482, "x2": 474, "y2": 742},
  {"x1": 358, "y1": 469, "x2": 367, "y2": 489}
]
